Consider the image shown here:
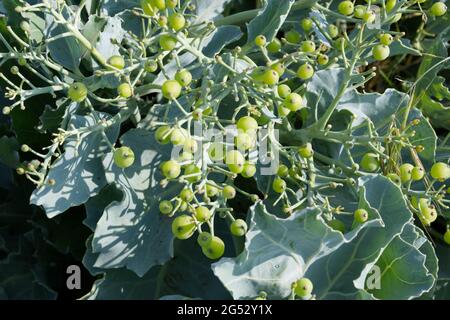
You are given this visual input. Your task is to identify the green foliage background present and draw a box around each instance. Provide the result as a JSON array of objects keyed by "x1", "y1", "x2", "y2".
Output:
[{"x1": 0, "y1": 0, "x2": 449, "y2": 300}]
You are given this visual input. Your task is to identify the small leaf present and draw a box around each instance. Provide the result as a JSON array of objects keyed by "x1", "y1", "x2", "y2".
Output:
[
  {"x1": 84, "y1": 73, "x2": 121, "y2": 91},
  {"x1": 117, "y1": 10, "x2": 144, "y2": 38}
]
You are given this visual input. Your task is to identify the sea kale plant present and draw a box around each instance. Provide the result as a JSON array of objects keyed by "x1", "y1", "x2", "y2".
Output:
[{"x1": 0, "y1": 0, "x2": 449, "y2": 300}]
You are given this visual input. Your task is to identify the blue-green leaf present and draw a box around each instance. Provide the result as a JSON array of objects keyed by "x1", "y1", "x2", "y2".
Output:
[
  {"x1": 202, "y1": 25, "x2": 243, "y2": 57},
  {"x1": 21, "y1": 11, "x2": 45, "y2": 43},
  {"x1": 82, "y1": 267, "x2": 160, "y2": 300},
  {"x1": 212, "y1": 203, "x2": 346, "y2": 299},
  {"x1": 39, "y1": 101, "x2": 77, "y2": 132},
  {"x1": 101, "y1": 0, "x2": 139, "y2": 16},
  {"x1": 193, "y1": 0, "x2": 232, "y2": 23},
  {"x1": 368, "y1": 223, "x2": 437, "y2": 299},
  {"x1": 84, "y1": 73, "x2": 121, "y2": 91},
  {"x1": 81, "y1": 16, "x2": 107, "y2": 59},
  {"x1": 30, "y1": 112, "x2": 119, "y2": 218},
  {"x1": 306, "y1": 175, "x2": 415, "y2": 299},
  {"x1": 84, "y1": 184, "x2": 122, "y2": 231},
  {"x1": 95, "y1": 16, "x2": 126, "y2": 65},
  {"x1": 246, "y1": 0, "x2": 295, "y2": 45},
  {"x1": 157, "y1": 223, "x2": 232, "y2": 300},
  {"x1": 306, "y1": 68, "x2": 407, "y2": 128},
  {"x1": 91, "y1": 129, "x2": 182, "y2": 276},
  {"x1": 44, "y1": 11, "x2": 82, "y2": 72},
  {"x1": 400, "y1": 108, "x2": 437, "y2": 169}
]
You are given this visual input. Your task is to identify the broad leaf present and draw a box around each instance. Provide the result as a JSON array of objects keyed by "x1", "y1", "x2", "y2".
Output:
[
  {"x1": 306, "y1": 68, "x2": 406, "y2": 128},
  {"x1": 212, "y1": 203, "x2": 345, "y2": 299},
  {"x1": 91, "y1": 129, "x2": 182, "y2": 276},
  {"x1": 44, "y1": 10, "x2": 82, "y2": 73},
  {"x1": 84, "y1": 184, "x2": 122, "y2": 231},
  {"x1": 193, "y1": 0, "x2": 232, "y2": 23},
  {"x1": 39, "y1": 101, "x2": 77, "y2": 132},
  {"x1": 157, "y1": 220, "x2": 233, "y2": 300},
  {"x1": 246, "y1": 0, "x2": 295, "y2": 45},
  {"x1": 368, "y1": 223, "x2": 437, "y2": 299},
  {"x1": 30, "y1": 112, "x2": 119, "y2": 218},
  {"x1": 202, "y1": 25, "x2": 243, "y2": 58},
  {"x1": 306, "y1": 176, "x2": 416, "y2": 299},
  {"x1": 95, "y1": 16, "x2": 126, "y2": 65},
  {"x1": 101, "y1": 0, "x2": 139, "y2": 16},
  {"x1": 83, "y1": 267, "x2": 160, "y2": 300}
]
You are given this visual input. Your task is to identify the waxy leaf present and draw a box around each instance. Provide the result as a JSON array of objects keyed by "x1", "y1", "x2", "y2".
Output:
[
  {"x1": 212, "y1": 203, "x2": 345, "y2": 299},
  {"x1": 368, "y1": 223, "x2": 437, "y2": 299},
  {"x1": 91, "y1": 129, "x2": 182, "y2": 276},
  {"x1": 31, "y1": 112, "x2": 119, "y2": 218},
  {"x1": 246, "y1": 0, "x2": 295, "y2": 45}
]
